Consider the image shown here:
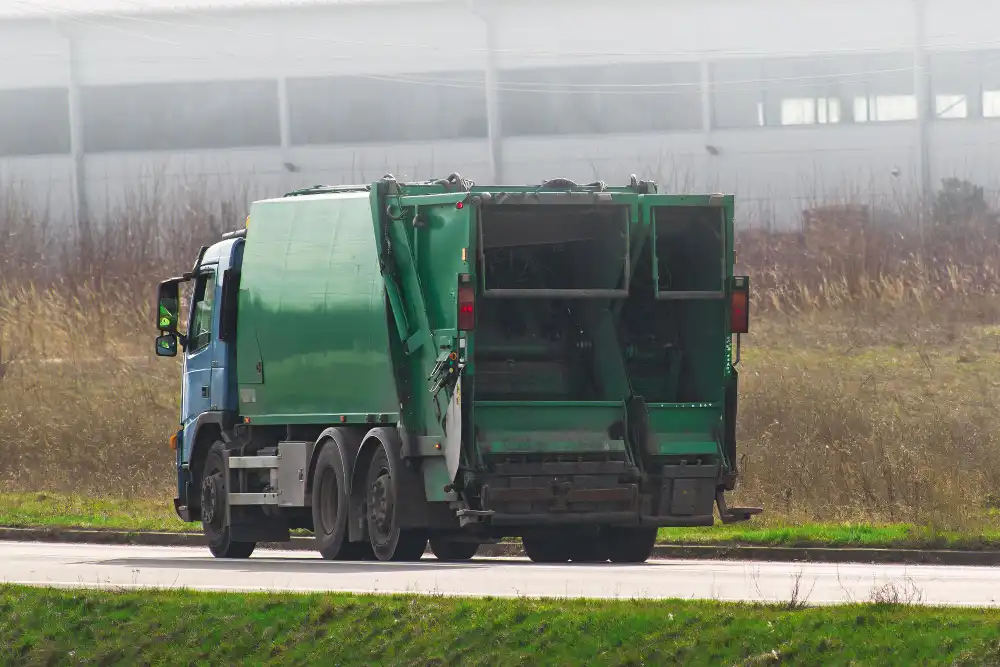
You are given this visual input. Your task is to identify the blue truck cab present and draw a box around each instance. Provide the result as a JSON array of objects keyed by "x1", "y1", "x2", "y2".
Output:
[{"x1": 158, "y1": 234, "x2": 244, "y2": 523}]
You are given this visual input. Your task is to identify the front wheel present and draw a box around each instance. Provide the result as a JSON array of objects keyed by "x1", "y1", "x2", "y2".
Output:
[{"x1": 201, "y1": 442, "x2": 256, "y2": 559}]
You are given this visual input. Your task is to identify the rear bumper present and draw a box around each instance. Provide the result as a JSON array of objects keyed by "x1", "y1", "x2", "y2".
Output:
[
  {"x1": 487, "y1": 512, "x2": 715, "y2": 527},
  {"x1": 490, "y1": 511, "x2": 637, "y2": 526},
  {"x1": 479, "y1": 459, "x2": 721, "y2": 529}
]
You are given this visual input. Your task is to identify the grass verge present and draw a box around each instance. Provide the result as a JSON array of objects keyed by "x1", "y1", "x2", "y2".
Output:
[
  {"x1": 2, "y1": 586, "x2": 1000, "y2": 666},
  {"x1": 0, "y1": 493, "x2": 189, "y2": 533},
  {"x1": 5, "y1": 493, "x2": 1000, "y2": 551}
]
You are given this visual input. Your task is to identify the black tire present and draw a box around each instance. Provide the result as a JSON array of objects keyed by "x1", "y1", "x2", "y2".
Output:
[
  {"x1": 201, "y1": 441, "x2": 256, "y2": 559},
  {"x1": 312, "y1": 440, "x2": 373, "y2": 561},
  {"x1": 522, "y1": 533, "x2": 572, "y2": 563},
  {"x1": 336, "y1": 539, "x2": 376, "y2": 561},
  {"x1": 569, "y1": 538, "x2": 610, "y2": 563},
  {"x1": 365, "y1": 443, "x2": 428, "y2": 561},
  {"x1": 606, "y1": 527, "x2": 657, "y2": 563},
  {"x1": 429, "y1": 537, "x2": 479, "y2": 562}
]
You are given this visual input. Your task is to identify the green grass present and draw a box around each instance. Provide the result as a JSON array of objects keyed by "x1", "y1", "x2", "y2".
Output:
[
  {"x1": 659, "y1": 521, "x2": 1000, "y2": 551},
  {"x1": 0, "y1": 493, "x2": 191, "y2": 533},
  {"x1": 4, "y1": 493, "x2": 1000, "y2": 551},
  {"x1": 2, "y1": 586, "x2": 999, "y2": 666}
]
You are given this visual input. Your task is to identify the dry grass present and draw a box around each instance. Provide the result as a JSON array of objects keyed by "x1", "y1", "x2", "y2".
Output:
[
  {"x1": 2, "y1": 182, "x2": 1000, "y2": 532},
  {"x1": 732, "y1": 307, "x2": 1000, "y2": 527}
]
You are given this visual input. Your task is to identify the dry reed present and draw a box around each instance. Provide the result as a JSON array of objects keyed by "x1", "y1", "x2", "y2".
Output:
[{"x1": 1, "y1": 183, "x2": 999, "y2": 529}]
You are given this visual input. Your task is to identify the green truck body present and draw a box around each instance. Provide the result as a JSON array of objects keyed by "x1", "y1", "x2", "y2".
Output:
[{"x1": 155, "y1": 174, "x2": 758, "y2": 563}]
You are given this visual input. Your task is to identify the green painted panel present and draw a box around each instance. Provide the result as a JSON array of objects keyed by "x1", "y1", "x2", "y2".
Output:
[
  {"x1": 474, "y1": 401, "x2": 626, "y2": 455},
  {"x1": 236, "y1": 192, "x2": 398, "y2": 420},
  {"x1": 246, "y1": 412, "x2": 401, "y2": 427},
  {"x1": 372, "y1": 184, "x2": 474, "y2": 438},
  {"x1": 646, "y1": 404, "x2": 724, "y2": 457},
  {"x1": 421, "y1": 458, "x2": 457, "y2": 503},
  {"x1": 228, "y1": 179, "x2": 738, "y2": 478},
  {"x1": 481, "y1": 434, "x2": 626, "y2": 455},
  {"x1": 474, "y1": 401, "x2": 625, "y2": 431}
]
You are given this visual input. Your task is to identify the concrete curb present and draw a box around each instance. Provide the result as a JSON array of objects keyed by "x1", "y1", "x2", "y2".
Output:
[{"x1": 3, "y1": 527, "x2": 1000, "y2": 566}]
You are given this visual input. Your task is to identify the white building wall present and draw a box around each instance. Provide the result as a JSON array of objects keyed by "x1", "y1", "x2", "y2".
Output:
[
  {"x1": 0, "y1": 0, "x2": 999, "y2": 228},
  {"x1": 491, "y1": 0, "x2": 918, "y2": 65}
]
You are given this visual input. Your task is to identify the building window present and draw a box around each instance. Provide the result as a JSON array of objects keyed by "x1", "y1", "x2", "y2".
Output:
[
  {"x1": 780, "y1": 97, "x2": 842, "y2": 125},
  {"x1": 288, "y1": 71, "x2": 487, "y2": 145},
  {"x1": 852, "y1": 98, "x2": 868, "y2": 122},
  {"x1": 935, "y1": 94, "x2": 968, "y2": 119},
  {"x1": 0, "y1": 87, "x2": 71, "y2": 157},
  {"x1": 500, "y1": 62, "x2": 702, "y2": 137},
  {"x1": 712, "y1": 60, "x2": 766, "y2": 129},
  {"x1": 746, "y1": 52, "x2": 911, "y2": 127},
  {"x1": 854, "y1": 95, "x2": 918, "y2": 122},
  {"x1": 984, "y1": 91, "x2": 1000, "y2": 117},
  {"x1": 931, "y1": 51, "x2": 986, "y2": 119},
  {"x1": 82, "y1": 79, "x2": 281, "y2": 152}
]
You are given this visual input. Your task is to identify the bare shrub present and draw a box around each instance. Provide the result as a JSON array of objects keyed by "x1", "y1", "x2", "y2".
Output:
[
  {"x1": 738, "y1": 202, "x2": 1000, "y2": 315},
  {"x1": 869, "y1": 578, "x2": 924, "y2": 606},
  {"x1": 0, "y1": 180, "x2": 238, "y2": 497}
]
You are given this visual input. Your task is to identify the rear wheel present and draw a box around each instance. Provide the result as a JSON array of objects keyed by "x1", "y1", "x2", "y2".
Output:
[
  {"x1": 569, "y1": 537, "x2": 610, "y2": 563},
  {"x1": 201, "y1": 442, "x2": 255, "y2": 559},
  {"x1": 522, "y1": 533, "x2": 572, "y2": 563},
  {"x1": 312, "y1": 440, "x2": 373, "y2": 561},
  {"x1": 429, "y1": 537, "x2": 479, "y2": 562},
  {"x1": 605, "y1": 526, "x2": 657, "y2": 563},
  {"x1": 366, "y1": 444, "x2": 428, "y2": 561}
]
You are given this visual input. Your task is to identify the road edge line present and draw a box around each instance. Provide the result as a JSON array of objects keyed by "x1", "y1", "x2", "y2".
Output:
[{"x1": 2, "y1": 527, "x2": 999, "y2": 565}]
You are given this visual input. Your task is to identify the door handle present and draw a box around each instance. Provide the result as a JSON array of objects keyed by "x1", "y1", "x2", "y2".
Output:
[{"x1": 201, "y1": 386, "x2": 209, "y2": 398}]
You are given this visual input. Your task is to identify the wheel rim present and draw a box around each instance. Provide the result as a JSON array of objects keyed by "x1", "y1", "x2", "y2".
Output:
[
  {"x1": 367, "y1": 464, "x2": 394, "y2": 547},
  {"x1": 201, "y1": 472, "x2": 223, "y2": 528},
  {"x1": 317, "y1": 467, "x2": 339, "y2": 536}
]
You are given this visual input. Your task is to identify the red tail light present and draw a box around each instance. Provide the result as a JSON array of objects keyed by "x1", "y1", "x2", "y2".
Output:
[
  {"x1": 731, "y1": 276, "x2": 749, "y2": 334},
  {"x1": 458, "y1": 273, "x2": 475, "y2": 331}
]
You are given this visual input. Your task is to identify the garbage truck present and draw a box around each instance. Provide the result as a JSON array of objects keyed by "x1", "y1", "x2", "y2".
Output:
[{"x1": 154, "y1": 173, "x2": 760, "y2": 563}]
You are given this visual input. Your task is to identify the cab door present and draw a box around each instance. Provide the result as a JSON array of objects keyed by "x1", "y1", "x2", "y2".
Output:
[{"x1": 181, "y1": 265, "x2": 218, "y2": 429}]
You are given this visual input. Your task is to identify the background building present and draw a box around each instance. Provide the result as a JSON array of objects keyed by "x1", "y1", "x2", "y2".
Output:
[{"x1": 0, "y1": 0, "x2": 998, "y2": 228}]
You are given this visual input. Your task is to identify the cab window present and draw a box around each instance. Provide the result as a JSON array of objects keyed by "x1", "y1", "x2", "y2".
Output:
[{"x1": 188, "y1": 269, "x2": 217, "y2": 353}]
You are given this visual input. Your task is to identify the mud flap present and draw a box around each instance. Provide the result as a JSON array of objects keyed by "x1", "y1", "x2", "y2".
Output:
[{"x1": 723, "y1": 366, "x2": 738, "y2": 484}]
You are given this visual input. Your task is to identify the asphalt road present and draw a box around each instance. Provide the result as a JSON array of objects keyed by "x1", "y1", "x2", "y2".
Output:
[{"x1": 2, "y1": 541, "x2": 998, "y2": 606}]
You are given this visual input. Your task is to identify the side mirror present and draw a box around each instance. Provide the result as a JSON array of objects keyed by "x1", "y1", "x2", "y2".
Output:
[
  {"x1": 157, "y1": 280, "x2": 181, "y2": 333},
  {"x1": 155, "y1": 333, "x2": 178, "y2": 358}
]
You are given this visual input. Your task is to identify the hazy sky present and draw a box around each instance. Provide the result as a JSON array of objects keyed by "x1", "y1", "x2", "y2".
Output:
[{"x1": 0, "y1": 0, "x2": 380, "y2": 20}]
